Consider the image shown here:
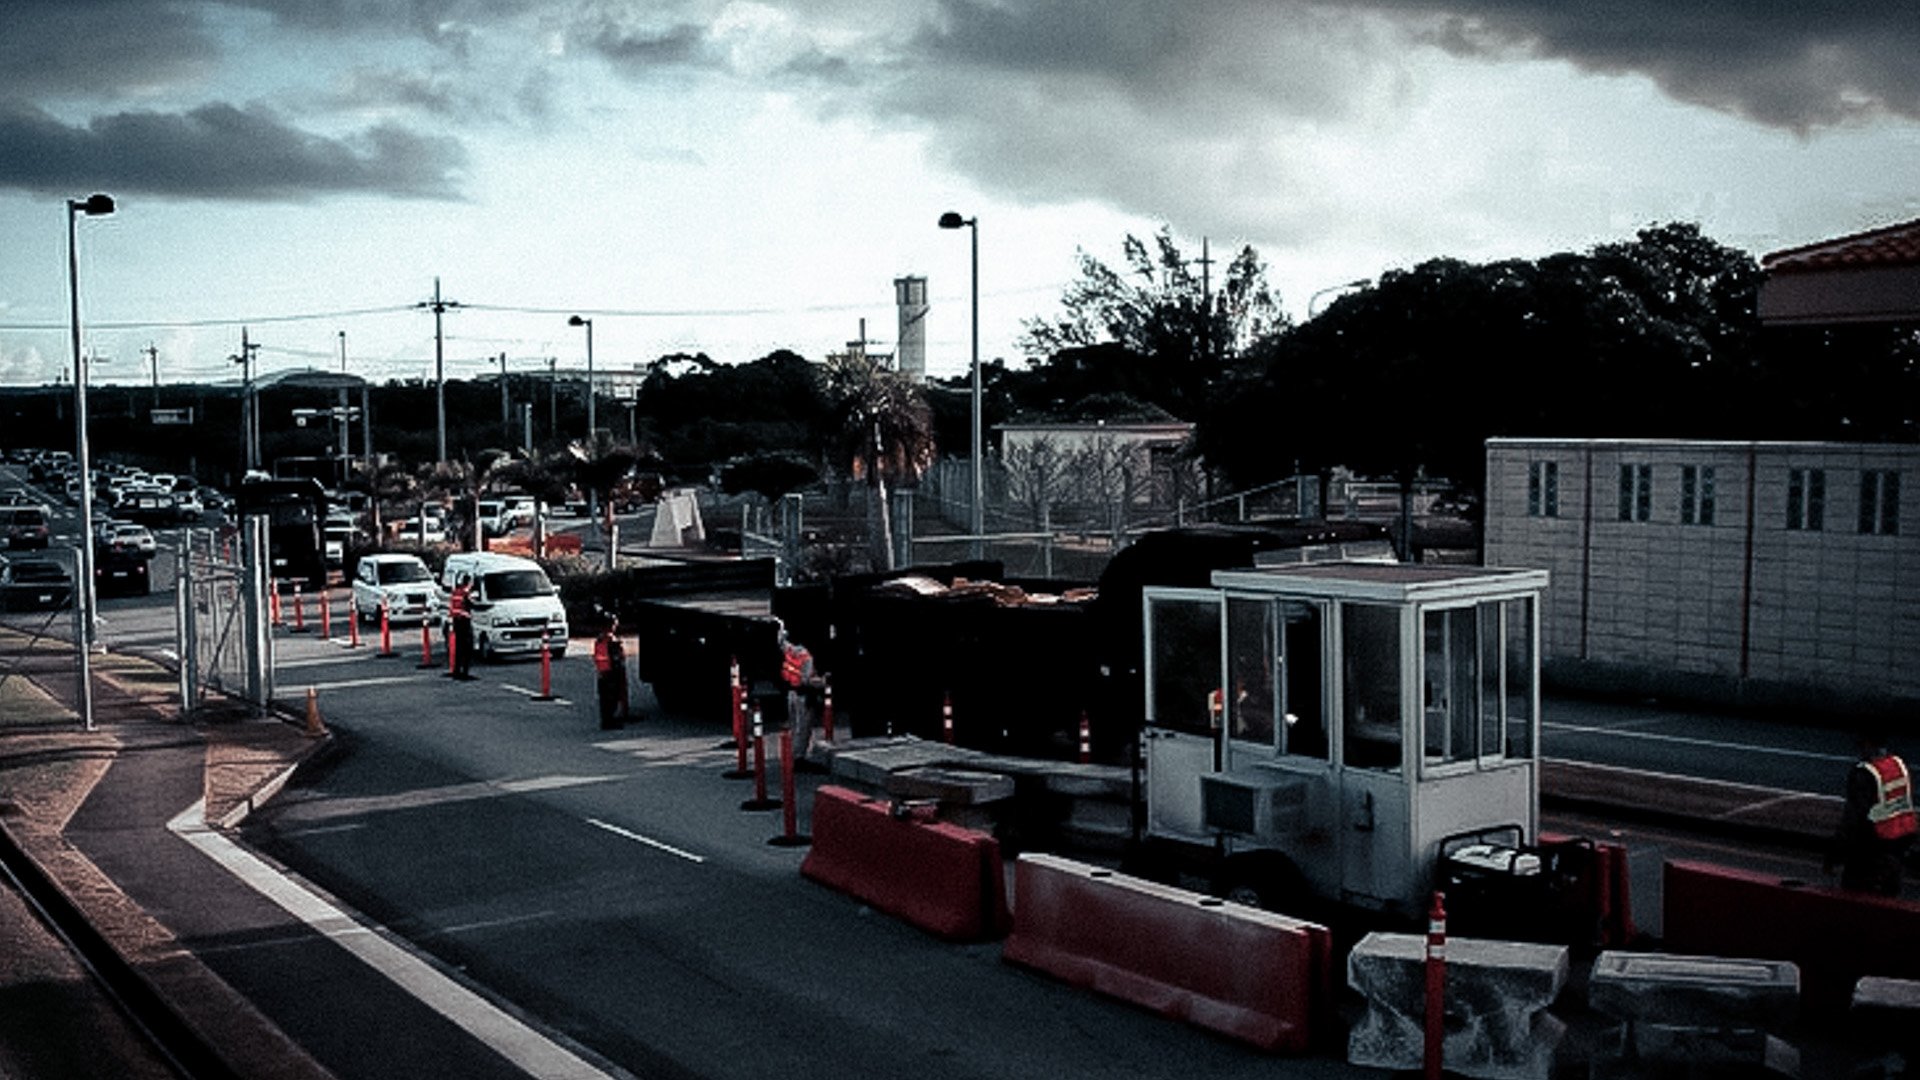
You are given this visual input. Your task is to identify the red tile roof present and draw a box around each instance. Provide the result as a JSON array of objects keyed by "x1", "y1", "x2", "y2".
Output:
[{"x1": 1763, "y1": 217, "x2": 1920, "y2": 273}]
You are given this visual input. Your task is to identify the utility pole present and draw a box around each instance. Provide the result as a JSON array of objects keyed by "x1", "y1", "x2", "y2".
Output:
[
  {"x1": 547, "y1": 356, "x2": 557, "y2": 442},
  {"x1": 499, "y1": 352, "x2": 510, "y2": 446},
  {"x1": 143, "y1": 342, "x2": 159, "y2": 410},
  {"x1": 230, "y1": 328, "x2": 260, "y2": 473},
  {"x1": 415, "y1": 277, "x2": 461, "y2": 464}
]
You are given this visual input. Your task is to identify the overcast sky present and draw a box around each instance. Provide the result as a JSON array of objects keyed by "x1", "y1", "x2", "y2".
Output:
[{"x1": 2, "y1": 0, "x2": 1916, "y2": 391}]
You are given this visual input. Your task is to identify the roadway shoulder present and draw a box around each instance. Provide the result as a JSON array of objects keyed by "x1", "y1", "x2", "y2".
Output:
[{"x1": 1542, "y1": 757, "x2": 1839, "y2": 848}]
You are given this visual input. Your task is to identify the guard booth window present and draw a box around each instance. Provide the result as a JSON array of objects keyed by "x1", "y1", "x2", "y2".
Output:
[
  {"x1": 1341, "y1": 603, "x2": 1401, "y2": 772},
  {"x1": 1421, "y1": 599, "x2": 1537, "y2": 769},
  {"x1": 1149, "y1": 596, "x2": 1222, "y2": 737},
  {"x1": 1227, "y1": 598, "x2": 1327, "y2": 760}
]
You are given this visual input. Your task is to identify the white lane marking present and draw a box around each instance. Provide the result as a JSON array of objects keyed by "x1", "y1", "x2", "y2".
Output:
[
  {"x1": 438, "y1": 910, "x2": 560, "y2": 937},
  {"x1": 296, "y1": 675, "x2": 428, "y2": 693},
  {"x1": 168, "y1": 800, "x2": 617, "y2": 1080},
  {"x1": 1541, "y1": 721, "x2": 1855, "y2": 764},
  {"x1": 591, "y1": 736, "x2": 732, "y2": 766},
  {"x1": 586, "y1": 818, "x2": 706, "y2": 864},
  {"x1": 498, "y1": 683, "x2": 571, "y2": 705},
  {"x1": 273, "y1": 774, "x2": 623, "y2": 825},
  {"x1": 279, "y1": 822, "x2": 369, "y2": 839}
]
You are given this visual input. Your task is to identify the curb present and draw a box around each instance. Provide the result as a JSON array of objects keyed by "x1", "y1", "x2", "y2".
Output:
[{"x1": 1542, "y1": 757, "x2": 1837, "y2": 852}]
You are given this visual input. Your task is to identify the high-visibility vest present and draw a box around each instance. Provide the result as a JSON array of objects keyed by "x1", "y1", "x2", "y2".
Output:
[
  {"x1": 592, "y1": 634, "x2": 616, "y2": 673},
  {"x1": 781, "y1": 644, "x2": 811, "y2": 689},
  {"x1": 448, "y1": 584, "x2": 471, "y2": 619},
  {"x1": 1863, "y1": 754, "x2": 1917, "y2": 841}
]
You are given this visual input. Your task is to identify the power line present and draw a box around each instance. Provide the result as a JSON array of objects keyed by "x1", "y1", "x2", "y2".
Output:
[{"x1": 0, "y1": 304, "x2": 416, "y2": 332}]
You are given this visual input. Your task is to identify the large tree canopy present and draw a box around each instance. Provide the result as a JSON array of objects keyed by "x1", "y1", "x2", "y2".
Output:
[
  {"x1": 1194, "y1": 223, "x2": 1793, "y2": 491},
  {"x1": 1019, "y1": 227, "x2": 1285, "y2": 421}
]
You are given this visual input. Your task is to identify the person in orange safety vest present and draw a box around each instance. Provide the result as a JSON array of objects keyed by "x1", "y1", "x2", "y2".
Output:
[
  {"x1": 777, "y1": 622, "x2": 821, "y2": 760},
  {"x1": 593, "y1": 614, "x2": 628, "y2": 730},
  {"x1": 446, "y1": 574, "x2": 475, "y2": 680},
  {"x1": 1828, "y1": 730, "x2": 1916, "y2": 896}
]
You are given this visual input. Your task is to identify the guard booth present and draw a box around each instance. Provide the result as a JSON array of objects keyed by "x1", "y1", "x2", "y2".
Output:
[{"x1": 1142, "y1": 562, "x2": 1547, "y2": 918}]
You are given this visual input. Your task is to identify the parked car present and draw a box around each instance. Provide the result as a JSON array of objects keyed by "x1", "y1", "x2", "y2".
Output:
[
  {"x1": 1, "y1": 506, "x2": 51, "y2": 549},
  {"x1": 352, "y1": 553, "x2": 442, "y2": 625},
  {"x1": 389, "y1": 517, "x2": 448, "y2": 545},
  {"x1": 108, "y1": 523, "x2": 157, "y2": 555},
  {"x1": 0, "y1": 556, "x2": 74, "y2": 611}
]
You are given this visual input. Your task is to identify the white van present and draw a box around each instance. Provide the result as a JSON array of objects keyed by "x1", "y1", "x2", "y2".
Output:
[{"x1": 439, "y1": 551, "x2": 569, "y2": 660}]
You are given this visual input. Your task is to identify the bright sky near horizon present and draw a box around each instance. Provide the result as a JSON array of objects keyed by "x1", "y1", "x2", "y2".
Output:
[{"x1": 2, "y1": 0, "x2": 1916, "y2": 391}]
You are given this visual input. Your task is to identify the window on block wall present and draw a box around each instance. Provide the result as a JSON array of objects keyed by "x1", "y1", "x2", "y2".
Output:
[
  {"x1": 1787, "y1": 468, "x2": 1825, "y2": 531},
  {"x1": 1617, "y1": 464, "x2": 1652, "y2": 522},
  {"x1": 1527, "y1": 460, "x2": 1558, "y2": 517},
  {"x1": 1860, "y1": 470, "x2": 1900, "y2": 536},
  {"x1": 1680, "y1": 465, "x2": 1715, "y2": 526}
]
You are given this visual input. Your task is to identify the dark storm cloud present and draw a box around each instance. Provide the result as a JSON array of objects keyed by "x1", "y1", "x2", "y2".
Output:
[
  {"x1": 0, "y1": 103, "x2": 467, "y2": 200},
  {"x1": 576, "y1": 19, "x2": 720, "y2": 72},
  {"x1": 1, "y1": 0, "x2": 222, "y2": 98},
  {"x1": 893, "y1": 0, "x2": 1919, "y2": 132},
  {"x1": 1344, "y1": 0, "x2": 1920, "y2": 131}
]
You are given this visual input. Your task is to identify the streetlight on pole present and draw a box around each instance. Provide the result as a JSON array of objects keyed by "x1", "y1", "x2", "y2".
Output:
[
  {"x1": 568, "y1": 315, "x2": 595, "y2": 447},
  {"x1": 938, "y1": 211, "x2": 982, "y2": 560},
  {"x1": 66, "y1": 191, "x2": 114, "y2": 732},
  {"x1": 568, "y1": 315, "x2": 597, "y2": 525}
]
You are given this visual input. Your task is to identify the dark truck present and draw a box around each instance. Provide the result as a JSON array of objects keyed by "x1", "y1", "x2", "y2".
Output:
[{"x1": 622, "y1": 521, "x2": 1397, "y2": 761}]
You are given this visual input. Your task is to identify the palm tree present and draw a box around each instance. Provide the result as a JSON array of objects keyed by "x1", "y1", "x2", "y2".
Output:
[{"x1": 826, "y1": 353, "x2": 935, "y2": 571}]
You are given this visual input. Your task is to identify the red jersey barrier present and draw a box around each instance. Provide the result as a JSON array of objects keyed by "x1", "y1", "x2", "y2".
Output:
[
  {"x1": 798, "y1": 785, "x2": 1008, "y2": 942},
  {"x1": 1002, "y1": 853, "x2": 1331, "y2": 1053},
  {"x1": 1664, "y1": 859, "x2": 1920, "y2": 1012}
]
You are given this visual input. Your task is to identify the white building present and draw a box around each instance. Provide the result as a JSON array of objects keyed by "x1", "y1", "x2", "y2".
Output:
[{"x1": 1484, "y1": 437, "x2": 1918, "y2": 716}]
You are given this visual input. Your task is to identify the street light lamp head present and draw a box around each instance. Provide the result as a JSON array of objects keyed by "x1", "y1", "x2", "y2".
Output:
[
  {"x1": 568, "y1": 315, "x2": 588, "y2": 327},
  {"x1": 73, "y1": 193, "x2": 115, "y2": 216},
  {"x1": 938, "y1": 211, "x2": 973, "y2": 230}
]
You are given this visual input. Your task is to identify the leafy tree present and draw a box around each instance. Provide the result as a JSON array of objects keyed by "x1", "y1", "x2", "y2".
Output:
[
  {"x1": 1019, "y1": 227, "x2": 1285, "y2": 419},
  {"x1": 720, "y1": 451, "x2": 819, "y2": 504},
  {"x1": 824, "y1": 352, "x2": 935, "y2": 571}
]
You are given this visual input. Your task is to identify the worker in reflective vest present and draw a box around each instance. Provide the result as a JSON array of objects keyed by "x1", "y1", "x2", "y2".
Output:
[
  {"x1": 1829, "y1": 731, "x2": 1916, "y2": 896},
  {"x1": 447, "y1": 575, "x2": 475, "y2": 679},
  {"x1": 778, "y1": 623, "x2": 821, "y2": 760},
  {"x1": 593, "y1": 614, "x2": 628, "y2": 730}
]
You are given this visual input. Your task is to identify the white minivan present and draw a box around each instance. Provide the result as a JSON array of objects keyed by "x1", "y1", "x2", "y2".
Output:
[{"x1": 439, "y1": 551, "x2": 569, "y2": 660}]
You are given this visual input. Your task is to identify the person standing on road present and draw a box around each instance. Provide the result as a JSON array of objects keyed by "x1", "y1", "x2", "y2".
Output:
[
  {"x1": 447, "y1": 572, "x2": 475, "y2": 680},
  {"x1": 593, "y1": 614, "x2": 628, "y2": 730},
  {"x1": 778, "y1": 622, "x2": 822, "y2": 763},
  {"x1": 1828, "y1": 730, "x2": 1916, "y2": 896}
]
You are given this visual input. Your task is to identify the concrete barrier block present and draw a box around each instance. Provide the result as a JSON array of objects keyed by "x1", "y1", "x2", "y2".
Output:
[
  {"x1": 1590, "y1": 951, "x2": 1799, "y2": 1029},
  {"x1": 1852, "y1": 976, "x2": 1920, "y2": 1055},
  {"x1": 1346, "y1": 933, "x2": 1568, "y2": 1080},
  {"x1": 1004, "y1": 853, "x2": 1330, "y2": 1053},
  {"x1": 799, "y1": 785, "x2": 1008, "y2": 941}
]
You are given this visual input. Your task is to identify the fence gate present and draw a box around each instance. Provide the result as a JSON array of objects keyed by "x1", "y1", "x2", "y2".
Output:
[{"x1": 177, "y1": 529, "x2": 251, "y2": 714}]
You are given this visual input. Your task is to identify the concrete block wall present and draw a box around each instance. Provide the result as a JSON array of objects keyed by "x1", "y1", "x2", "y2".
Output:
[{"x1": 1485, "y1": 438, "x2": 1920, "y2": 713}]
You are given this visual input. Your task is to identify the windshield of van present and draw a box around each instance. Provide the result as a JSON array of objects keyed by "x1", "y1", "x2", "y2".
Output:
[
  {"x1": 485, "y1": 569, "x2": 551, "y2": 599},
  {"x1": 378, "y1": 562, "x2": 432, "y2": 584}
]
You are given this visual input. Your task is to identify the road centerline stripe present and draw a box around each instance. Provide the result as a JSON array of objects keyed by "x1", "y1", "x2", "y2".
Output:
[{"x1": 586, "y1": 818, "x2": 706, "y2": 864}]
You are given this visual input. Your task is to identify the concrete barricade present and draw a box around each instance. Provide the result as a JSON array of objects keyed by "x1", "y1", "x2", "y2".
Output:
[
  {"x1": 1002, "y1": 853, "x2": 1331, "y2": 1053},
  {"x1": 1852, "y1": 976, "x2": 1920, "y2": 1072},
  {"x1": 1347, "y1": 933, "x2": 1568, "y2": 1080},
  {"x1": 1588, "y1": 950, "x2": 1800, "y2": 1075},
  {"x1": 798, "y1": 784, "x2": 1008, "y2": 941},
  {"x1": 1663, "y1": 859, "x2": 1920, "y2": 1011}
]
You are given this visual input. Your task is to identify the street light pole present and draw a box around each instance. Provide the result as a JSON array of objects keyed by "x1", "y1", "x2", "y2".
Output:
[
  {"x1": 939, "y1": 212, "x2": 983, "y2": 560},
  {"x1": 67, "y1": 192, "x2": 114, "y2": 732},
  {"x1": 568, "y1": 316, "x2": 595, "y2": 446},
  {"x1": 568, "y1": 316, "x2": 597, "y2": 525}
]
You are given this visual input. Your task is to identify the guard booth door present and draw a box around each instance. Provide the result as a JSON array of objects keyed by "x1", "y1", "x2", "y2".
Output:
[{"x1": 1143, "y1": 590, "x2": 1223, "y2": 841}]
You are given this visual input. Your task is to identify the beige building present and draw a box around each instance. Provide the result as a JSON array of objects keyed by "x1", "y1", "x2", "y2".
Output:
[{"x1": 1484, "y1": 437, "x2": 1918, "y2": 715}]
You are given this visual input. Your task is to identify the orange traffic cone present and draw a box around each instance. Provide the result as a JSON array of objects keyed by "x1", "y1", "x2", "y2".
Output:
[{"x1": 304, "y1": 686, "x2": 326, "y2": 737}]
